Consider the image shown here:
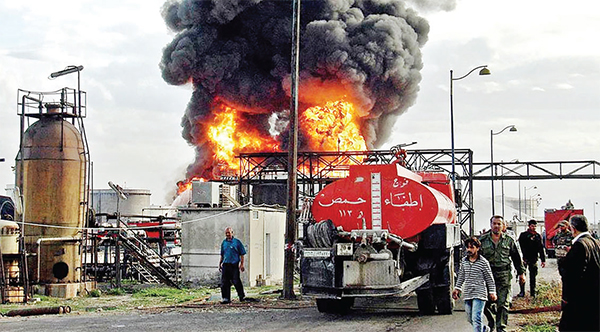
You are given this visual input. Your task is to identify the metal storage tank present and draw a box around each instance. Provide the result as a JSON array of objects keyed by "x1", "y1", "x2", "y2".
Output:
[
  {"x1": 16, "y1": 104, "x2": 86, "y2": 284},
  {"x1": 92, "y1": 188, "x2": 151, "y2": 218}
]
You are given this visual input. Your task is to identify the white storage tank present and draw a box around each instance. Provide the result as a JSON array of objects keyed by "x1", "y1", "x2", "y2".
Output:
[{"x1": 92, "y1": 188, "x2": 151, "y2": 219}]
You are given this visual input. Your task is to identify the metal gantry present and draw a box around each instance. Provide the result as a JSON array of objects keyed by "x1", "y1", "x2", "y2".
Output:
[
  {"x1": 236, "y1": 148, "x2": 476, "y2": 234},
  {"x1": 235, "y1": 148, "x2": 600, "y2": 236},
  {"x1": 473, "y1": 160, "x2": 600, "y2": 180}
]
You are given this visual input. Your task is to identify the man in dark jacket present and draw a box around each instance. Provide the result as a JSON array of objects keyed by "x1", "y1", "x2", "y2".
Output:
[
  {"x1": 558, "y1": 215, "x2": 600, "y2": 332},
  {"x1": 517, "y1": 219, "x2": 546, "y2": 297}
]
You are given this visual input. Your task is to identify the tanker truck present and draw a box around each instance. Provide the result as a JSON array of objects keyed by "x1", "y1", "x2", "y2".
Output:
[{"x1": 299, "y1": 160, "x2": 462, "y2": 314}]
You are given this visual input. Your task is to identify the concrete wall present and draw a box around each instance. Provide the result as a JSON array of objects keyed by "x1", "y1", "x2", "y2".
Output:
[{"x1": 180, "y1": 206, "x2": 285, "y2": 288}]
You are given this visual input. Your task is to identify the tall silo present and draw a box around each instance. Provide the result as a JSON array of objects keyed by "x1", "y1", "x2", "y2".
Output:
[{"x1": 15, "y1": 87, "x2": 89, "y2": 296}]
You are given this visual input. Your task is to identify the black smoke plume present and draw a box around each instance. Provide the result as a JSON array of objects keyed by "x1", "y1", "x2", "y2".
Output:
[{"x1": 160, "y1": 0, "x2": 430, "y2": 180}]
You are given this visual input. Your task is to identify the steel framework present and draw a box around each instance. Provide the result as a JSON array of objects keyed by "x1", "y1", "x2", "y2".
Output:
[
  {"x1": 235, "y1": 148, "x2": 476, "y2": 234},
  {"x1": 234, "y1": 148, "x2": 600, "y2": 235},
  {"x1": 473, "y1": 160, "x2": 600, "y2": 180}
]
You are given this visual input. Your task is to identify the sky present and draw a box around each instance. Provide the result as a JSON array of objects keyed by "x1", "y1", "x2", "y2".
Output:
[{"x1": 1, "y1": 0, "x2": 599, "y2": 233}]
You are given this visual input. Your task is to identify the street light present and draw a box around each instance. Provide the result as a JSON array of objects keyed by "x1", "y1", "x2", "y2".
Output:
[
  {"x1": 490, "y1": 125, "x2": 517, "y2": 214},
  {"x1": 522, "y1": 185, "x2": 537, "y2": 218},
  {"x1": 501, "y1": 159, "x2": 518, "y2": 217},
  {"x1": 594, "y1": 201, "x2": 598, "y2": 226},
  {"x1": 450, "y1": 65, "x2": 490, "y2": 204},
  {"x1": 528, "y1": 193, "x2": 541, "y2": 218}
]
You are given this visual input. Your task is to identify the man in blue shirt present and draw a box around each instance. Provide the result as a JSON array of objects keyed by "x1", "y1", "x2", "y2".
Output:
[{"x1": 219, "y1": 227, "x2": 246, "y2": 304}]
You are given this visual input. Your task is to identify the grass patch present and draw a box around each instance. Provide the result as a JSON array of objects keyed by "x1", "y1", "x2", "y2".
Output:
[
  {"x1": 0, "y1": 283, "x2": 292, "y2": 316},
  {"x1": 521, "y1": 323, "x2": 558, "y2": 332},
  {"x1": 511, "y1": 280, "x2": 562, "y2": 332},
  {"x1": 131, "y1": 287, "x2": 212, "y2": 304},
  {"x1": 104, "y1": 288, "x2": 128, "y2": 296},
  {"x1": 0, "y1": 284, "x2": 218, "y2": 315}
]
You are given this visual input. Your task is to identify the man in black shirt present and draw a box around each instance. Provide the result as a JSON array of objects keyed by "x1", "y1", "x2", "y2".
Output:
[{"x1": 517, "y1": 219, "x2": 546, "y2": 297}]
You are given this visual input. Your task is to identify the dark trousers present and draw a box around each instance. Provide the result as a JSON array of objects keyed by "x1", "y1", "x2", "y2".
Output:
[
  {"x1": 523, "y1": 260, "x2": 538, "y2": 294},
  {"x1": 484, "y1": 270, "x2": 512, "y2": 332},
  {"x1": 221, "y1": 263, "x2": 245, "y2": 301}
]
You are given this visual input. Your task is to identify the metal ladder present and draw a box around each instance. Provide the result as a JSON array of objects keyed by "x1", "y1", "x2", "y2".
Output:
[
  {"x1": 129, "y1": 260, "x2": 161, "y2": 284},
  {"x1": 117, "y1": 223, "x2": 179, "y2": 288}
]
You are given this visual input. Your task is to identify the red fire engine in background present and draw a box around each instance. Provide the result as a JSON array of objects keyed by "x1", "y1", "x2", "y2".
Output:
[{"x1": 544, "y1": 206, "x2": 583, "y2": 258}]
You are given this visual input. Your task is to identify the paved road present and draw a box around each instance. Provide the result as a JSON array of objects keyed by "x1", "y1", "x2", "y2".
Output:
[
  {"x1": 0, "y1": 306, "x2": 473, "y2": 332},
  {"x1": 0, "y1": 294, "x2": 472, "y2": 332},
  {"x1": 0, "y1": 259, "x2": 561, "y2": 332}
]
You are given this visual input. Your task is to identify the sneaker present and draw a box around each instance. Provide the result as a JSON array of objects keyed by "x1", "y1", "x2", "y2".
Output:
[{"x1": 221, "y1": 299, "x2": 231, "y2": 304}]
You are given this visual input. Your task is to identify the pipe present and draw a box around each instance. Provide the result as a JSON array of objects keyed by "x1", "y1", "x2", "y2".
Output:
[
  {"x1": 367, "y1": 252, "x2": 391, "y2": 260},
  {"x1": 6, "y1": 306, "x2": 65, "y2": 317},
  {"x1": 36, "y1": 237, "x2": 81, "y2": 283},
  {"x1": 388, "y1": 234, "x2": 418, "y2": 252}
]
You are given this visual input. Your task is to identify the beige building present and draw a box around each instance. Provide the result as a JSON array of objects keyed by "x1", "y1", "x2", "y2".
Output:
[{"x1": 179, "y1": 205, "x2": 285, "y2": 287}]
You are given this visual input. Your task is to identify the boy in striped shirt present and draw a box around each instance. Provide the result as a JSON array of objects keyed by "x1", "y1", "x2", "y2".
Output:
[{"x1": 453, "y1": 237, "x2": 497, "y2": 332}]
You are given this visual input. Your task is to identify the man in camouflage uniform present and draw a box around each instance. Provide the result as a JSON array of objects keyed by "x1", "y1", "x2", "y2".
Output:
[
  {"x1": 480, "y1": 215, "x2": 526, "y2": 332},
  {"x1": 551, "y1": 220, "x2": 573, "y2": 260},
  {"x1": 551, "y1": 220, "x2": 573, "y2": 276}
]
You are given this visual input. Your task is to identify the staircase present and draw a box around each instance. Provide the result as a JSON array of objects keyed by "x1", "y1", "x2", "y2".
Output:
[
  {"x1": 117, "y1": 223, "x2": 179, "y2": 288},
  {"x1": 129, "y1": 261, "x2": 161, "y2": 284}
]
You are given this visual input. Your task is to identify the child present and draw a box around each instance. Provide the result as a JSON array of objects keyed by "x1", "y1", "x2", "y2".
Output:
[{"x1": 452, "y1": 237, "x2": 497, "y2": 332}]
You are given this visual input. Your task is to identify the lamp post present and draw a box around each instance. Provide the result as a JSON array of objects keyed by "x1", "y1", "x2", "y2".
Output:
[
  {"x1": 523, "y1": 185, "x2": 537, "y2": 218},
  {"x1": 501, "y1": 159, "x2": 518, "y2": 217},
  {"x1": 450, "y1": 65, "x2": 490, "y2": 203},
  {"x1": 528, "y1": 193, "x2": 541, "y2": 218},
  {"x1": 490, "y1": 125, "x2": 517, "y2": 214},
  {"x1": 594, "y1": 201, "x2": 598, "y2": 226}
]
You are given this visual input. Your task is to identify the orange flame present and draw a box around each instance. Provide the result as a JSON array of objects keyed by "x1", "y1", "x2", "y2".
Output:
[
  {"x1": 176, "y1": 177, "x2": 206, "y2": 195},
  {"x1": 179, "y1": 96, "x2": 368, "y2": 187},
  {"x1": 206, "y1": 103, "x2": 281, "y2": 173},
  {"x1": 300, "y1": 100, "x2": 367, "y2": 151}
]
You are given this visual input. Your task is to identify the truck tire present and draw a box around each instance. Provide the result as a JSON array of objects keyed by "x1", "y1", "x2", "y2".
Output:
[
  {"x1": 434, "y1": 286, "x2": 453, "y2": 314},
  {"x1": 416, "y1": 288, "x2": 435, "y2": 315},
  {"x1": 316, "y1": 298, "x2": 354, "y2": 314},
  {"x1": 434, "y1": 247, "x2": 456, "y2": 315}
]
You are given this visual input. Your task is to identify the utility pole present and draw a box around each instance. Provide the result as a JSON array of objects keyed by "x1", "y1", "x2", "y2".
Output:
[{"x1": 283, "y1": 0, "x2": 301, "y2": 300}]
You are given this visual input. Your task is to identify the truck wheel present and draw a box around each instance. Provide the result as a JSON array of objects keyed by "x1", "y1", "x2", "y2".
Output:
[
  {"x1": 416, "y1": 288, "x2": 435, "y2": 315},
  {"x1": 435, "y1": 247, "x2": 456, "y2": 315},
  {"x1": 316, "y1": 298, "x2": 354, "y2": 314},
  {"x1": 434, "y1": 286, "x2": 454, "y2": 314}
]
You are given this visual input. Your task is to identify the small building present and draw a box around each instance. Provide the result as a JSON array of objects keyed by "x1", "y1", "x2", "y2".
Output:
[{"x1": 179, "y1": 205, "x2": 285, "y2": 287}]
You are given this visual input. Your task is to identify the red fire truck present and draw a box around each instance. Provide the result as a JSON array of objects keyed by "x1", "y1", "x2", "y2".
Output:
[{"x1": 544, "y1": 207, "x2": 583, "y2": 258}]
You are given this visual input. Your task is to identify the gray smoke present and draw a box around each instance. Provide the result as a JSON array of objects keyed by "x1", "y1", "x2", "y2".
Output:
[{"x1": 160, "y1": 0, "x2": 430, "y2": 180}]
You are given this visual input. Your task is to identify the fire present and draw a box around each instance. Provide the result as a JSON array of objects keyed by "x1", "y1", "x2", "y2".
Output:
[
  {"x1": 300, "y1": 100, "x2": 367, "y2": 151},
  {"x1": 176, "y1": 177, "x2": 205, "y2": 195},
  {"x1": 206, "y1": 103, "x2": 281, "y2": 173},
  {"x1": 178, "y1": 97, "x2": 368, "y2": 188}
]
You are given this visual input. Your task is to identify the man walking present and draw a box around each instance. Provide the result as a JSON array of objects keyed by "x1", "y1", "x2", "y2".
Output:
[
  {"x1": 558, "y1": 215, "x2": 600, "y2": 332},
  {"x1": 453, "y1": 237, "x2": 497, "y2": 332},
  {"x1": 480, "y1": 215, "x2": 526, "y2": 332},
  {"x1": 219, "y1": 226, "x2": 246, "y2": 304},
  {"x1": 517, "y1": 219, "x2": 546, "y2": 297}
]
